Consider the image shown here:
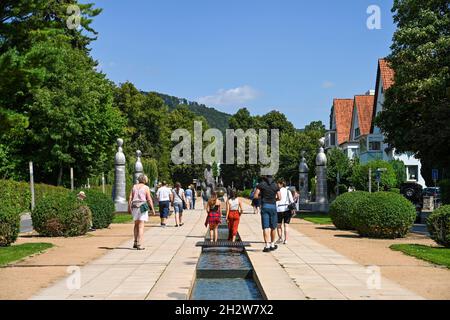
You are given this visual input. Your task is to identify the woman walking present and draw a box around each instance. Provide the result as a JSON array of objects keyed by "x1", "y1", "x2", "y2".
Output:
[
  {"x1": 172, "y1": 182, "x2": 187, "y2": 227},
  {"x1": 251, "y1": 187, "x2": 261, "y2": 215},
  {"x1": 128, "y1": 175, "x2": 156, "y2": 250},
  {"x1": 185, "y1": 186, "x2": 193, "y2": 210},
  {"x1": 205, "y1": 192, "x2": 222, "y2": 242},
  {"x1": 226, "y1": 190, "x2": 243, "y2": 242},
  {"x1": 276, "y1": 180, "x2": 294, "y2": 245}
]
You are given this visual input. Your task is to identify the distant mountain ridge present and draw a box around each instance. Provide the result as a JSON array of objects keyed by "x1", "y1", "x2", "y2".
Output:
[{"x1": 152, "y1": 92, "x2": 231, "y2": 133}]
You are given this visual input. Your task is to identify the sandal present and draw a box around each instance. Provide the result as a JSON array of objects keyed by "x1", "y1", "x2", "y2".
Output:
[
  {"x1": 136, "y1": 244, "x2": 145, "y2": 251},
  {"x1": 133, "y1": 241, "x2": 138, "y2": 249}
]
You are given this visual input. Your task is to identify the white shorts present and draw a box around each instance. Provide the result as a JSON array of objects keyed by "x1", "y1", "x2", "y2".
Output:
[{"x1": 132, "y1": 207, "x2": 149, "y2": 222}]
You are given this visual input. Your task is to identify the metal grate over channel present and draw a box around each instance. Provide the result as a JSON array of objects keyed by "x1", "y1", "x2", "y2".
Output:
[{"x1": 196, "y1": 241, "x2": 251, "y2": 248}]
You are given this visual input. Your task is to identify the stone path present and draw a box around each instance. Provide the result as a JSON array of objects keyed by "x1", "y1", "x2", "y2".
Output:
[
  {"x1": 32, "y1": 204, "x2": 205, "y2": 300},
  {"x1": 239, "y1": 203, "x2": 424, "y2": 300},
  {"x1": 32, "y1": 200, "x2": 424, "y2": 300}
]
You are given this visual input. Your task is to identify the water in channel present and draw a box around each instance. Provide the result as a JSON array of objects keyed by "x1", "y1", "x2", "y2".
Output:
[{"x1": 190, "y1": 213, "x2": 263, "y2": 300}]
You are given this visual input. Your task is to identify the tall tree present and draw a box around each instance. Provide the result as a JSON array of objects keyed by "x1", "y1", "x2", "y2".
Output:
[
  {"x1": 376, "y1": 0, "x2": 450, "y2": 184},
  {"x1": 0, "y1": 35, "x2": 125, "y2": 184}
]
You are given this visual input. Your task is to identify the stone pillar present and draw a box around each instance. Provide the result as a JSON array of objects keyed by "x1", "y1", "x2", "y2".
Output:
[
  {"x1": 299, "y1": 151, "x2": 309, "y2": 204},
  {"x1": 315, "y1": 138, "x2": 329, "y2": 208},
  {"x1": 134, "y1": 150, "x2": 144, "y2": 184},
  {"x1": 114, "y1": 139, "x2": 128, "y2": 212}
]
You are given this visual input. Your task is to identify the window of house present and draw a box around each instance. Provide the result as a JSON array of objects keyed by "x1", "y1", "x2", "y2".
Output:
[
  {"x1": 369, "y1": 141, "x2": 381, "y2": 151},
  {"x1": 407, "y1": 166, "x2": 419, "y2": 181},
  {"x1": 354, "y1": 127, "x2": 361, "y2": 138},
  {"x1": 330, "y1": 132, "x2": 336, "y2": 146}
]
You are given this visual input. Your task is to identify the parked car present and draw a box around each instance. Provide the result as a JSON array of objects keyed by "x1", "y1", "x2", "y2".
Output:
[
  {"x1": 400, "y1": 182, "x2": 423, "y2": 222},
  {"x1": 423, "y1": 187, "x2": 442, "y2": 207}
]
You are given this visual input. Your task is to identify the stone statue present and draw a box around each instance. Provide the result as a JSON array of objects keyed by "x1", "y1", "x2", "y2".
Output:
[
  {"x1": 314, "y1": 138, "x2": 329, "y2": 209},
  {"x1": 114, "y1": 139, "x2": 128, "y2": 212},
  {"x1": 299, "y1": 151, "x2": 309, "y2": 204},
  {"x1": 134, "y1": 150, "x2": 144, "y2": 184},
  {"x1": 203, "y1": 164, "x2": 216, "y2": 200}
]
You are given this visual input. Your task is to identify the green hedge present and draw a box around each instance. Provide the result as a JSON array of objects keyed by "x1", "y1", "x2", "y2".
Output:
[
  {"x1": 352, "y1": 192, "x2": 416, "y2": 239},
  {"x1": 329, "y1": 191, "x2": 369, "y2": 230},
  {"x1": 389, "y1": 188, "x2": 401, "y2": 194},
  {"x1": 238, "y1": 189, "x2": 253, "y2": 199},
  {"x1": 0, "y1": 204, "x2": 21, "y2": 247},
  {"x1": 32, "y1": 193, "x2": 91, "y2": 237},
  {"x1": 77, "y1": 189, "x2": 115, "y2": 229},
  {"x1": 0, "y1": 180, "x2": 69, "y2": 214},
  {"x1": 427, "y1": 205, "x2": 450, "y2": 247}
]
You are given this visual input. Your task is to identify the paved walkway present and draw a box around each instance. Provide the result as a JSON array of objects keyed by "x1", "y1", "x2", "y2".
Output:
[
  {"x1": 32, "y1": 204, "x2": 206, "y2": 300},
  {"x1": 32, "y1": 200, "x2": 424, "y2": 300},
  {"x1": 239, "y1": 203, "x2": 424, "y2": 300}
]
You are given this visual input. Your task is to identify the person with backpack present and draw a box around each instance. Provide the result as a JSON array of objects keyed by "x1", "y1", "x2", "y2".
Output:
[
  {"x1": 172, "y1": 182, "x2": 187, "y2": 227},
  {"x1": 253, "y1": 175, "x2": 281, "y2": 252},
  {"x1": 276, "y1": 180, "x2": 295, "y2": 245}
]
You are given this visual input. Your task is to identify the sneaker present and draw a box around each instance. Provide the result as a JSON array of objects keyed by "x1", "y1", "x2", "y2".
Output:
[
  {"x1": 175, "y1": 225, "x2": 179, "y2": 227},
  {"x1": 270, "y1": 245, "x2": 278, "y2": 251},
  {"x1": 263, "y1": 247, "x2": 271, "y2": 253},
  {"x1": 276, "y1": 238, "x2": 283, "y2": 244},
  {"x1": 283, "y1": 240, "x2": 288, "y2": 245}
]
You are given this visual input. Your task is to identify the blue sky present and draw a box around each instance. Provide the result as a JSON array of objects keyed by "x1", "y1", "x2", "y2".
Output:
[{"x1": 84, "y1": 0, "x2": 397, "y2": 129}]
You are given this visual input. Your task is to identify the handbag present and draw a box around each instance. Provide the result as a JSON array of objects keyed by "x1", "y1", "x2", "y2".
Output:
[
  {"x1": 286, "y1": 189, "x2": 296, "y2": 211},
  {"x1": 140, "y1": 202, "x2": 150, "y2": 213}
]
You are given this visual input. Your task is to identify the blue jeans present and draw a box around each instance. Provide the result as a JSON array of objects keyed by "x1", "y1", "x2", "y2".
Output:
[
  {"x1": 261, "y1": 204, "x2": 277, "y2": 230},
  {"x1": 159, "y1": 201, "x2": 170, "y2": 219},
  {"x1": 174, "y1": 202, "x2": 183, "y2": 214}
]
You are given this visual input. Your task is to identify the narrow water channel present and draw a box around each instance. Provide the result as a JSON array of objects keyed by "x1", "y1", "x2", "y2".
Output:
[{"x1": 190, "y1": 215, "x2": 263, "y2": 300}]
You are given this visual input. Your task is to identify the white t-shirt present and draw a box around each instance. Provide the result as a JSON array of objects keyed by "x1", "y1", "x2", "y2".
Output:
[
  {"x1": 172, "y1": 188, "x2": 185, "y2": 204},
  {"x1": 276, "y1": 187, "x2": 294, "y2": 213},
  {"x1": 157, "y1": 186, "x2": 172, "y2": 202}
]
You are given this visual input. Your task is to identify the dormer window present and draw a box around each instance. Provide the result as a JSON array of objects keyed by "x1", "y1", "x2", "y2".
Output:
[{"x1": 354, "y1": 127, "x2": 361, "y2": 138}]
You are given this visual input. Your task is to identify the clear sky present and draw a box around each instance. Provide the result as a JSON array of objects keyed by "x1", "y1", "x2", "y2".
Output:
[{"x1": 84, "y1": 0, "x2": 397, "y2": 129}]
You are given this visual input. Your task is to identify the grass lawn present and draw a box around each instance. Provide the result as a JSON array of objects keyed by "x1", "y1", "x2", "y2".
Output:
[
  {"x1": 0, "y1": 243, "x2": 53, "y2": 267},
  {"x1": 112, "y1": 214, "x2": 133, "y2": 224},
  {"x1": 296, "y1": 212, "x2": 332, "y2": 225},
  {"x1": 390, "y1": 244, "x2": 450, "y2": 269}
]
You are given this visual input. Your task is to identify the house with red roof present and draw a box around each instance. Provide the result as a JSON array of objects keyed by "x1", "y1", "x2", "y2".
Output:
[{"x1": 325, "y1": 59, "x2": 426, "y2": 187}]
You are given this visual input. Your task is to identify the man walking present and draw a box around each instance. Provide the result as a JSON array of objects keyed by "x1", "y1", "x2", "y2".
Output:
[
  {"x1": 156, "y1": 181, "x2": 173, "y2": 227},
  {"x1": 253, "y1": 175, "x2": 281, "y2": 252}
]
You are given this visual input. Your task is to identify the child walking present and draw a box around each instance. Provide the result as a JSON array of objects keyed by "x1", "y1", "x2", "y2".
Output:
[{"x1": 205, "y1": 192, "x2": 222, "y2": 242}]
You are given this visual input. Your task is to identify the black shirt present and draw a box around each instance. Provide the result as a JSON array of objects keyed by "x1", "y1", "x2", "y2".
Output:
[{"x1": 256, "y1": 180, "x2": 280, "y2": 205}]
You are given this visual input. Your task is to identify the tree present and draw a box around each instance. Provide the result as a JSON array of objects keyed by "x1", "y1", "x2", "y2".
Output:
[
  {"x1": 376, "y1": 0, "x2": 450, "y2": 185},
  {"x1": 327, "y1": 148, "x2": 352, "y2": 196},
  {"x1": 0, "y1": 0, "x2": 101, "y2": 53},
  {"x1": 390, "y1": 159, "x2": 407, "y2": 188},
  {"x1": 351, "y1": 160, "x2": 397, "y2": 192},
  {"x1": 0, "y1": 35, "x2": 125, "y2": 184}
]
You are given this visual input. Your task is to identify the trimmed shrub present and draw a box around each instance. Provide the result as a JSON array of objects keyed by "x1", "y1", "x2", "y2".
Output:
[
  {"x1": 0, "y1": 203, "x2": 21, "y2": 247},
  {"x1": 32, "y1": 193, "x2": 91, "y2": 237},
  {"x1": 427, "y1": 205, "x2": 450, "y2": 247},
  {"x1": 78, "y1": 189, "x2": 115, "y2": 229},
  {"x1": 329, "y1": 191, "x2": 369, "y2": 230},
  {"x1": 389, "y1": 188, "x2": 401, "y2": 194},
  {"x1": 352, "y1": 192, "x2": 416, "y2": 239},
  {"x1": 0, "y1": 180, "x2": 69, "y2": 215}
]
